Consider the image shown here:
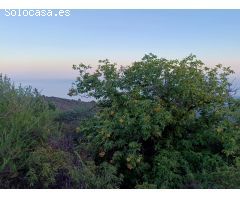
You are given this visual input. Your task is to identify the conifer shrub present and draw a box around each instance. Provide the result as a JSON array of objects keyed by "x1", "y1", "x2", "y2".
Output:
[
  {"x1": 0, "y1": 74, "x2": 122, "y2": 188},
  {"x1": 0, "y1": 75, "x2": 69, "y2": 188}
]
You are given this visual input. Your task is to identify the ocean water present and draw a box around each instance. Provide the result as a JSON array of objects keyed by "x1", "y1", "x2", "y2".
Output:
[
  {"x1": 13, "y1": 79, "x2": 240, "y2": 101},
  {"x1": 13, "y1": 79, "x2": 92, "y2": 101}
]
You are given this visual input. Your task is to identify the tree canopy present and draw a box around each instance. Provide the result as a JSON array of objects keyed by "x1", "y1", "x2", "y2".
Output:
[{"x1": 70, "y1": 54, "x2": 240, "y2": 188}]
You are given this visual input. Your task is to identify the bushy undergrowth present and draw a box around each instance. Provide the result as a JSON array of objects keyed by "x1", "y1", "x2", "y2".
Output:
[
  {"x1": 0, "y1": 74, "x2": 119, "y2": 188},
  {"x1": 56, "y1": 107, "x2": 96, "y2": 123},
  {"x1": 0, "y1": 75, "x2": 59, "y2": 188}
]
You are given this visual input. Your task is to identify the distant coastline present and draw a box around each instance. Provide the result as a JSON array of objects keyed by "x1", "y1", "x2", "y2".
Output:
[{"x1": 12, "y1": 78, "x2": 240, "y2": 101}]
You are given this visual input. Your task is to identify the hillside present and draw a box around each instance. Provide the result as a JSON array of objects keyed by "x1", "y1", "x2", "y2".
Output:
[
  {"x1": 44, "y1": 96, "x2": 96, "y2": 112},
  {"x1": 43, "y1": 96, "x2": 97, "y2": 143}
]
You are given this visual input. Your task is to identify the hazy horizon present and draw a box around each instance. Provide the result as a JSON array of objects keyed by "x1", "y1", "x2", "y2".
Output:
[{"x1": 1, "y1": 10, "x2": 240, "y2": 99}]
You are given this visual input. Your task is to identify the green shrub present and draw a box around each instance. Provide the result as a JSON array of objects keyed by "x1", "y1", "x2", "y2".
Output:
[
  {"x1": 0, "y1": 74, "x2": 122, "y2": 188},
  {"x1": 26, "y1": 146, "x2": 74, "y2": 188},
  {"x1": 0, "y1": 74, "x2": 61, "y2": 188},
  {"x1": 70, "y1": 54, "x2": 240, "y2": 188},
  {"x1": 73, "y1": 159, "x2": 122, "y2": 189}
]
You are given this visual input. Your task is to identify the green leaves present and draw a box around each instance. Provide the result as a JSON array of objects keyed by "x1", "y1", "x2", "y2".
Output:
[
  {"x1": 71, "y1": 54, "x2": 240, "y2": 188},
  {"x1": 0, "y1": 75, "x2": 62, "y2": 188}
]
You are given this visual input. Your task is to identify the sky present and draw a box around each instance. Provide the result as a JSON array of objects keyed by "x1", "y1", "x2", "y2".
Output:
[{"x1": 0, "y1": 10, "x2": 240, "y2": 99}]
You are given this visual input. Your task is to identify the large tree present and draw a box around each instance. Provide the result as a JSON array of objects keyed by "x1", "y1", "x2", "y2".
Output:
[{"x1": 70, "y1": 54, "x2": 240, "y2": 188}]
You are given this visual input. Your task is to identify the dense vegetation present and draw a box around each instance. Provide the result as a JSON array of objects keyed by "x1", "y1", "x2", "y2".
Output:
[
  {"x1": 70, "y1": 54, "x2": 240, "y2": 188},
  {"x1": 0, "y1": 74, "x2": 120, "y2": 188},
  {"x1": 0, "y1": 54, "x2": 240, "y2": 188}
]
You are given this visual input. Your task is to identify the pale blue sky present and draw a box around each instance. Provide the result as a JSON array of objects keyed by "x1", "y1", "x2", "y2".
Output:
[{"x1": 0, "y1": 10, "x2": 240, "y2": 98}]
